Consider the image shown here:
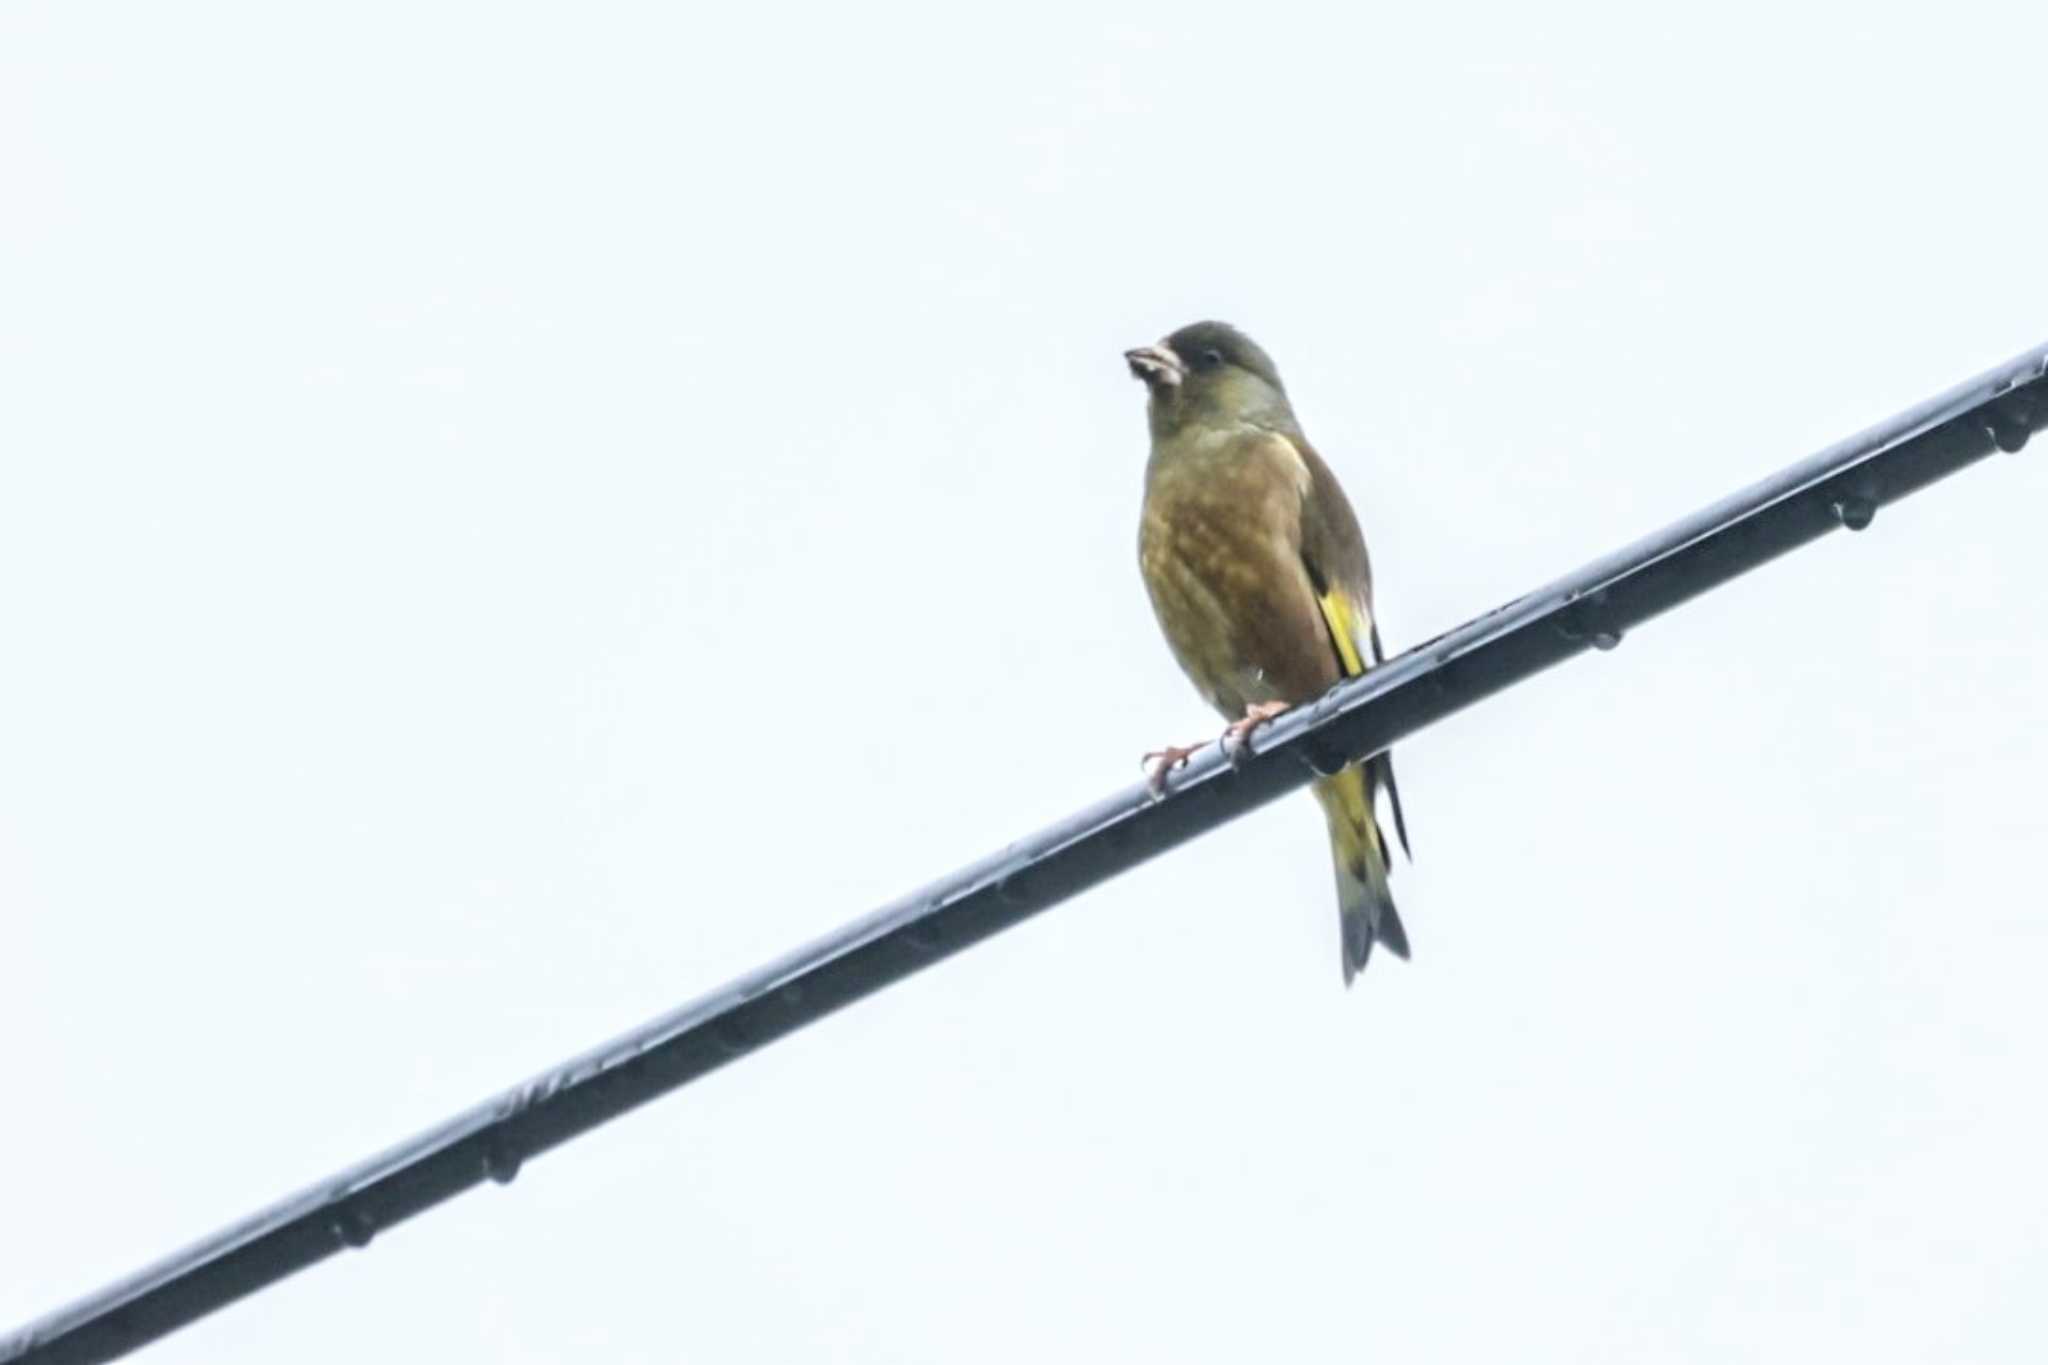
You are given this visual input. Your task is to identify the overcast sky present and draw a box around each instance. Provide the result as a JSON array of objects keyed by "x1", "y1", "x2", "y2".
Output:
[{"x1": 5, "y1": 3, "x2": 2046, "y2": 1361}]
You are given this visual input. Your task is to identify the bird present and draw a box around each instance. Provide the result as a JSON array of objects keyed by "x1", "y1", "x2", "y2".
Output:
[{"x1": 1127, "y1": 320, "x2": 1411, "y2": 985}]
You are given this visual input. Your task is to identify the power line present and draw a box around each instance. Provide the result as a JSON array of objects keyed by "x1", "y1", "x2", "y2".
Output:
[{"x1": 7, "y1": 342, "x2": 2044, "y2": 1365}]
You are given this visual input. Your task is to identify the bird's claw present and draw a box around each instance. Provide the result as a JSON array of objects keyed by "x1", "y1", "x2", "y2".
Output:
[
  {"x1": 1143, "y1": 703, "x2": 1289, "y2": 795},
  {"x1": 1141, "y1": 743, "x2": 1201, "y2": 798},
  {"x1": 1221, "y1": 701, "x2": 1290, "y2": 766}
]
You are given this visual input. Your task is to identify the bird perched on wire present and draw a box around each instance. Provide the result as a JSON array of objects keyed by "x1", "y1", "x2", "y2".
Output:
[{"x1": 1127, "y1": 320, "x2": 1410, "y2": 985}]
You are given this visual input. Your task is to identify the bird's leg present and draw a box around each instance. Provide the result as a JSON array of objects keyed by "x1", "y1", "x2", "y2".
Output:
[
  {"x1": 1143, "y1": 700, "x2": 1290, "y2": 793},
  {"x1": 1221, "y1": 700, "x2": 1291, "y2": 765},
  {"x1": 1141, "y1": 742, "x2": 1203, "y2": 797}
]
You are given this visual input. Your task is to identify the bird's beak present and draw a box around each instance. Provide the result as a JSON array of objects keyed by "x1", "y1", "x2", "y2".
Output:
[{"x1": 1124, "y1": 342, "x2": 1185, "y2": 389}]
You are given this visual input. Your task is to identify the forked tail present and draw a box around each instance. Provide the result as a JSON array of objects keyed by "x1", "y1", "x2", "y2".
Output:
[{"x1": 1311, "y1": 763, "x2": 1408, "y2": 986}]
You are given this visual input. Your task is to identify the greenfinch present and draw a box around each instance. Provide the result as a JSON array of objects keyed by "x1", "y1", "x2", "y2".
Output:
[{"x1": 1128, "y1": 321, "x2": 1410, "y2": 984}]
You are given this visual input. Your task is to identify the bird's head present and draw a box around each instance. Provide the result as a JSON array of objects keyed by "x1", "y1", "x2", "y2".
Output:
[{"x1": 1124, "y1": 320, "x2": 1292, "y2": 440}]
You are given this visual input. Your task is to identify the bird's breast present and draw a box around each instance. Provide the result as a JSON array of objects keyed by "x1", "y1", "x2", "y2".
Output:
[{"x1": 1138, "y1": 459, "x2": 1330, "y2": 717}]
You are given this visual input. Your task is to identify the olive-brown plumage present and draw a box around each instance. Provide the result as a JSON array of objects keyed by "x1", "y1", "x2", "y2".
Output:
[{"x1": 1129, "y1": 321, "x2": 1410, "y2": 983}]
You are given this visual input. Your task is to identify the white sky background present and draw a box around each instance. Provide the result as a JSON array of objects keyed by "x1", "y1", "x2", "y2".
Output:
[{"x1": 4, "y1": 3, "x2": 2046, "y2": 1360}]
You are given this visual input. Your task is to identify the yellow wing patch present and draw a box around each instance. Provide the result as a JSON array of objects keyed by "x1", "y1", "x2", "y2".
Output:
[
  {"x1": 1313, "y1": 586, "x2": 1392, "y2": 867},
  {"x1": 1315, "y1": 586, "x2": 1370, "y2": 678}
]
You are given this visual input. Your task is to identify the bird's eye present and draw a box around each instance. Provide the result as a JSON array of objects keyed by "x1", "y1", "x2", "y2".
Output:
[{"x1": 1199, "y1": 348, "x2": 1225, "y2": 370}]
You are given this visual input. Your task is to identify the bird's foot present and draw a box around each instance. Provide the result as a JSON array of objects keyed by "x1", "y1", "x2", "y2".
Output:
[
  {"x1": 1220, "y1": 701, "x2": 1290, "y2": 766},
  {"x1": 1141, "y1": 743, "x2": 1202, "y2": 798}
]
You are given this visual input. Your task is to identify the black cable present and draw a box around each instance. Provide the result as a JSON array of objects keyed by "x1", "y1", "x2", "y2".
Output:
[{"x1": 7, "y1": 341, "x2": 2044, "y2": 1365}]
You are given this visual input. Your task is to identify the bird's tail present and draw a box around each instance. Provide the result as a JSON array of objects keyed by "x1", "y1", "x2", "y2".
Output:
[{"x1": 1311, "y1": 764, "x2": 1408, "y2": 987}]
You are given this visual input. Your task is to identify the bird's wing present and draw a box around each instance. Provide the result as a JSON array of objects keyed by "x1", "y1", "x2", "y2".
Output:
[
  {"x1": 1364, "y1": 618, "x2": 1410, "y2": 857},
  {"x1": 1281, "y1": 432, "x2": 1412, "y2": 861}
]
